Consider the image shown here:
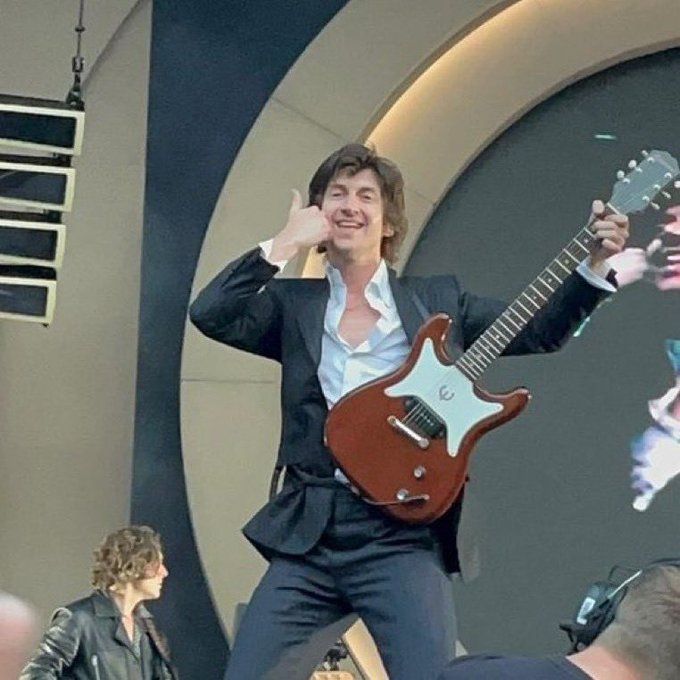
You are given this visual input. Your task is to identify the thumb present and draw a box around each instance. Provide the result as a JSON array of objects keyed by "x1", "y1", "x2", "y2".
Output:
[
  {"x1": 289, "y1": 189, "x2": 303, "y2": 215},
  {"x1": 590, "y1": 199, "x2": 605, "y2": 220}
]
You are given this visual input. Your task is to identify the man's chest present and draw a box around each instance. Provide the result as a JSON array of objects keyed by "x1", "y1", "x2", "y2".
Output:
[{"x1": 337, "y1": 301, "x2": 381, "y2": 348}]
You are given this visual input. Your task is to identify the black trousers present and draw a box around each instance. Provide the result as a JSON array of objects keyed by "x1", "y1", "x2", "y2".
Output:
[{"x1": 225, "y1": 486, "x2": 457, "y2": 680}]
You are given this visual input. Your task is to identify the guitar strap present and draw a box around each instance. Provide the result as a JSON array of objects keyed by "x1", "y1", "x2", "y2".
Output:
[{"x1": 409, "y1": 289, "x2": 430, "y2": 322}]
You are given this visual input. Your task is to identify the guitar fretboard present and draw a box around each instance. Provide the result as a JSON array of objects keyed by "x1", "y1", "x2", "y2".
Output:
[{"x1": 455, "y1": 224, "x2": 598, "y2": 382}]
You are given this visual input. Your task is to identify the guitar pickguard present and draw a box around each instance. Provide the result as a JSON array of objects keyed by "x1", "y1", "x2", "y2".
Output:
[{"x1": 384, "y1": 338, "x2": 502, "y2": 456}]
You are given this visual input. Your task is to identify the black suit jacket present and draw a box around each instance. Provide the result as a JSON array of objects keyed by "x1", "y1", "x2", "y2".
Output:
[{"x1": 189, "y1": 247, "x2": 611, "y2": 574}]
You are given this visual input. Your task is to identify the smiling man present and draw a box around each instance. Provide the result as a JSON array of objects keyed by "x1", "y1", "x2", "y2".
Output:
[
  {"x1": 20, "y1": 526, "x2": 177, "y2": 680},
  {"x1": 190, "y1": 143, "x2": 628, "y2": 680}
]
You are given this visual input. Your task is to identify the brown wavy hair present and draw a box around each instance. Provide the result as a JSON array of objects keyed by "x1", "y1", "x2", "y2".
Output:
[
  {"x1": 91, "y1": 526, "x2": 162, "y2": 591},
  {"x1": 308, "y1": 143, "x2": 408, "y2": 265}
]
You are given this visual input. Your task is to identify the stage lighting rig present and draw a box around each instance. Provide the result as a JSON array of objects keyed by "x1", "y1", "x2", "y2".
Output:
[{"x1": 0, "y1": 0, "x2": 85, "y2": 324}]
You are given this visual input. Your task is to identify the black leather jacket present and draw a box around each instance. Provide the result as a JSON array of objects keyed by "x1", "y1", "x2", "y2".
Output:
[{"x1": 20, "y1": 592, "x2": 177, "y2": 680}]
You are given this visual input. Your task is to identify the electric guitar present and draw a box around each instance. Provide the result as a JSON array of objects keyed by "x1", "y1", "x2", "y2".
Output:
[{"x1": 325, "y1": 150, "x2": 680, "y2": 524}]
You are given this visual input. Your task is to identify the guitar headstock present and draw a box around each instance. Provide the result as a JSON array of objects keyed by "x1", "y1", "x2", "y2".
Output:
[{"x1": 609, "y1": 150, "x2": 679, "y2": 215}]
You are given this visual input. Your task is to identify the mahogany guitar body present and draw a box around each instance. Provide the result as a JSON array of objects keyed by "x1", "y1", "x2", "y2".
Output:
[{"x1": 325, "y1": 314, "x2": 529, "y2": 524}]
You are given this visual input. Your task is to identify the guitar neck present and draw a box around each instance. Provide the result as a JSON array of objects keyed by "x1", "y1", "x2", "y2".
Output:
[
  {"x1": 452, "y1": 149, "x2": 680, "y2": 382},
  {"x1": 455, "y1": 222, "x2": 599, "y2": 382}
]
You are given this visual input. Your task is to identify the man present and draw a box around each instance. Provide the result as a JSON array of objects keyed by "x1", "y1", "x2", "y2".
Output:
[
  {"x1": 190, "y1": 143, "x2": 628, "y2": 680},
  {"x1": 438, "y1": 562, "x2": 680, "y2": 679},
  {"x1": 20, "y1": 525, "x2": 176, "y2": 679}
]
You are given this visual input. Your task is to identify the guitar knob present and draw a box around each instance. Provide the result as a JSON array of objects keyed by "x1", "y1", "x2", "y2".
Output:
[
  {"x1": 413, "y1": 465, "x2": 426, "y2": 479},
  {"x1": 396, "y1": 488, "x2": 410, "y2": 501}
]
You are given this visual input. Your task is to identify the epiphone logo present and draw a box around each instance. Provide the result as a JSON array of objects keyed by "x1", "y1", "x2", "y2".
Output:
[{"x1": 439, "y1": 385, "x2": 454, "y2": 401}]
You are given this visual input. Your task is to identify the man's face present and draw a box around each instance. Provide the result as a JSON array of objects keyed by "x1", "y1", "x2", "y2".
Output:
[
  {"x1": 129, "y1": 554, "x2": 169, "y2": 602},
  {"x1": 321, "y1": 168, "x2": 394, "y2": 262}
]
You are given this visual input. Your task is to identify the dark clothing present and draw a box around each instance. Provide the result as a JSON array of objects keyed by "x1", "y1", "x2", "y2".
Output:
[
  {"x1": 190, "y1": 248, "x2": 610, "y2": 678},
  {"x1": 438, "y1": 654, "x2": 592, "y2": 679},
  {"x1": 225, "y1": 484, "x2": 457, "y2": 680},
  {"x1": 20, "y1": 592, "x2": 176, "y2": 680},
  {"x1": 189, "y1": 248, "x2": 611, "y2": 577}
]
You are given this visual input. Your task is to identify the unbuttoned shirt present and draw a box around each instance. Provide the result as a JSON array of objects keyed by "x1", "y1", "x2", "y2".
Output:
[
  {"x1": 259, "y1": 240, "x2": 613, "y2": 409},
  {"x1": 319, "y1": 259, "x2": 410, "y2": 409}
]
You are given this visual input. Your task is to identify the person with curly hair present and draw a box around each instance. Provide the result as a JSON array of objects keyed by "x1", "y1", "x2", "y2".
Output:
[{"x1": 20, "y1": 525, "x2": 177, "y2": 679}]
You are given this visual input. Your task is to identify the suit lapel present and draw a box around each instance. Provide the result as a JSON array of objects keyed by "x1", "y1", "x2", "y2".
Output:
[
  {"x1": 294, "y1": 278, "x2": 330, "y2": 366},
  {"x1": 293, "y1": 270, "x2": 428, "y2": 362},
  {"x1": 389, "y1": 269, "x2": 429, "y2": 344}
]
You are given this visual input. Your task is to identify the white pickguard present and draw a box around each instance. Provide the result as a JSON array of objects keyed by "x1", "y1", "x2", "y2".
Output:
[{"x1": 384, "y1": 338, "x2": 502, "y2": 456}]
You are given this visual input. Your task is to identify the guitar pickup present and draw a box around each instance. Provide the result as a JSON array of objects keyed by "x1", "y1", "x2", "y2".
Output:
[
  {"x1": 387, "y1": 415, "x2": 430, "y2": 449},
  {"x1": 404, "y1": 397, "x2": 446, "y2": 438}
]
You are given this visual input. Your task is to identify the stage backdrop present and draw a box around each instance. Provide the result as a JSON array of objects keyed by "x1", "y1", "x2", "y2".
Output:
[
  {"x1": 407, "y1": 47, "x2": 680, "y2": 655},
  {"x1": 135, "y1": 0, "x2": 680, "y2": 674},
  {"x1": 134, "y1": 2, "x2": 348, "y2": 678}
]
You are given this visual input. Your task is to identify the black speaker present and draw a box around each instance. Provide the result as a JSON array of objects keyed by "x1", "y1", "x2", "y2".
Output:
[
  {"x1": 0, "y1": 154, "x2": 75, "y2": 212},
  {"x1": 0, "y1": 265, "x2": 57, "y2": 324},
  {"x1": 0, "y1": 94, "x2": 85, "y2": 156},
  {"x1": 0, "y1": 93, "x2": 85, "y2": 323},
  {"x1": 0, "y1": 212, "x2": 65, "y2": 267}
]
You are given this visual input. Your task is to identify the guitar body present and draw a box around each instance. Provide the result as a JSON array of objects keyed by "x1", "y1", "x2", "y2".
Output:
[{"x1": 325, "y1": 314, "x2": 530, "y2": 524}]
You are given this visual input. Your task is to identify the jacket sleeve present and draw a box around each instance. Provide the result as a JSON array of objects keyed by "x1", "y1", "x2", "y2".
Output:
[
  {"x1": 19, "y1": 609, "x2": 80, "y2": 679},
  {"x1": 457, "y1": 270, "x2": 613, "y2": 355},
  {"x1": 189, "y1": 247, "x2": 283, "y2": 361}
]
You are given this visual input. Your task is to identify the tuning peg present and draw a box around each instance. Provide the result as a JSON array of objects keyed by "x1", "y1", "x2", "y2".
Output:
[
  {"x1": 650, "y1": 202, "x2": 661, "y2": 210},
  {"x1": 616, "y1": 170, "x2": 625, "y2": 180},
  {"x1": 642, "y1": 195, "x2": 650, "y2": 203},
  {"x1": 628, "y1": 160, "x2": 637, "y2": 169},
  {"x1": 662, "y1": 191, "x2": 672, "y2": 199},
  {"x1": 641, "y1": 150, "x2": 649, "y2": 157},
  {"x1": 675, "y1": 180, "x2": 680, "y2": 189}
]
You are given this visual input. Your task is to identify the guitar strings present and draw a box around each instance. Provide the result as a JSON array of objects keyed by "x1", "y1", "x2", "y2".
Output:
[{"x1": 399, "y1": 225, "x2": 597, "y2": 433}]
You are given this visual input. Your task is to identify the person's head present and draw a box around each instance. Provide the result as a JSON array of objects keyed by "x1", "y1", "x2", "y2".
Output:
[
  {"x1": 593, "y1": 564, "x2": 680, "y2": 680},
  {"x1": 0, "y1": 592, "x2": 37, "y2": 680},
  {"x1": 91, "y1": 526, "x2": 168, "y2": 603},
  {"x1": 308, "y1": 143, "x2": 408, "y2": 266}
]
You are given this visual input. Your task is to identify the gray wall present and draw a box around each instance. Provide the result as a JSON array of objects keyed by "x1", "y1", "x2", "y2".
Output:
[{"x1": 0, "y1": 0, "x2": 149, "y2": 616}]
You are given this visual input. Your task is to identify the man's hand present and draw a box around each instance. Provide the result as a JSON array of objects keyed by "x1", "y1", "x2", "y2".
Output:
[
  {"x1": 605, "y1": 247, "x2": 647, "y2": 287},
  {"x1": 587, "y1": 199, "x2": 630, "y2": 274},
  {"x1": 269, "y1": 190, "x2": 332, "y2": 262}
]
